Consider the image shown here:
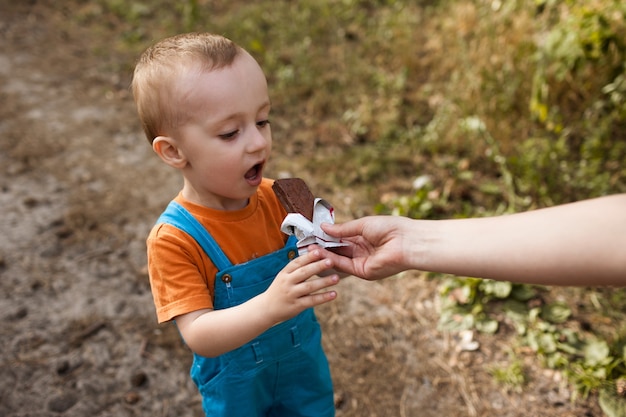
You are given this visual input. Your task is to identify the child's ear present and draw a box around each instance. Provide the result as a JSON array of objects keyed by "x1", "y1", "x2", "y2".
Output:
[{"x1": 153, "y1": 136, "x2": 187, "y2": 169}]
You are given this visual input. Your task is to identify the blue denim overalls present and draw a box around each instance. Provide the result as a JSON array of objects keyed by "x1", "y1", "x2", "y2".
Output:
[{"x1": 157, "y1": 201, "x2": 335, "y2": 417}]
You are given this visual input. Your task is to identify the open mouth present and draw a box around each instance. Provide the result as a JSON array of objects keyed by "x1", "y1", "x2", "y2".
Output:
[{"x1": 244, "y1": 162, "x2": 264, "y2": 181}]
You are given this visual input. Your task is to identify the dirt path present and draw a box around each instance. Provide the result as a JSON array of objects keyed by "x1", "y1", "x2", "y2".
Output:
[{"x1": 0, "y1": 2, "x2": 603, "y2": 416}]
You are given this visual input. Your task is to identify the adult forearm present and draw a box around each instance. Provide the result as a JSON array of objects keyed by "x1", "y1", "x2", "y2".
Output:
[{"x1": 417, "y1": 194, "x2": 626, "y2": 286}]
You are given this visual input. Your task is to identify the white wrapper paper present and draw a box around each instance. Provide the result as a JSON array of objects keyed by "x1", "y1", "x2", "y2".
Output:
[{"x1": 280, "y1": 198, "x2": 348, "y2": 254}]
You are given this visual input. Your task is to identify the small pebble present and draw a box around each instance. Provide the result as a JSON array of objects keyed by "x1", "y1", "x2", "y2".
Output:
[
  {"x1": 47, "y1": 392, "x2": 78, "y2": 413},
  {"x1": 130, "y1": 371, "x2": 148, "y2": 387},
  {"x1": 125, "y1": 391, "x2": 140, "y2": 404}
]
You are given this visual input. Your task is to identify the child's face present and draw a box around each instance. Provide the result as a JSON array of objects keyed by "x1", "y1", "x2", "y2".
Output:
[{"x1": 174, "y1": 52, "x2": 272, "y2": 210}]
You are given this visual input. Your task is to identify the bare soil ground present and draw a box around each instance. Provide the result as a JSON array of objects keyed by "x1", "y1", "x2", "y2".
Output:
[{"x1": 0, "y1": 2, "x2": 604, "y2": 416}]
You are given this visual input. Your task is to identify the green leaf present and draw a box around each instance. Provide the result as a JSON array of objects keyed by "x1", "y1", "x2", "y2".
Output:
[
  {"x1": 481, "y1": 280, "x2": 513, "y2": 299},
  {"x1": 510, "y1": 285, "x2": 537, "y2": 301},
  {"x1": 584, "y1": 339, "x2": 610, "y2": 367},
  {"x1": 476, "y1": 318, "x2": 499, "y2": 334},
  {"x1": 541, "y1": 302, "x2": 572, "y2": 324},
  {"x1": 438, "y1": 310, "x2": 475, "y2": 332},
  {"x1": 537, "y1": 332, "x2": 558, "y2": 354}
]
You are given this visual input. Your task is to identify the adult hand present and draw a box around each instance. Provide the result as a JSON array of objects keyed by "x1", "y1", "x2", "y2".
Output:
[{"x1": 321, "y1": 216, "x2": 416, "y2": 280}]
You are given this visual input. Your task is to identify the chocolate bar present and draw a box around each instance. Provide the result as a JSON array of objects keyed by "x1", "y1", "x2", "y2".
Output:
[{"x1": 272, "y1": 178, "x2": 315, "y2": 222}]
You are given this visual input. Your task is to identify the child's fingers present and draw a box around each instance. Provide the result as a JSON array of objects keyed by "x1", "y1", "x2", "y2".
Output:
[
  {"x1": 301, "y1": 287, "x2": 338, "y2": 307},
  {"x1": 298, "y1": 274, "x2": 339, "y2": 296},
  {"x1": 284, "y1": 249, "x2": 333, "y2": 274},
  {"x1": 290, "y1": 259, "x2": 334, "y2": 286},
  {"x1": 293, "y1": 275, "x2": 339, "y2": 308}
]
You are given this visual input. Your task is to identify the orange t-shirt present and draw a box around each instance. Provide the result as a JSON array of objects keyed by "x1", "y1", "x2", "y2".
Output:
[{"x1": 147, "y1": 179, "x2": 289, "y2": 323}]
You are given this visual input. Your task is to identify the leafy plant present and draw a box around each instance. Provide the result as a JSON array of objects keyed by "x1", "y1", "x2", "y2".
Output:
[
  {"x1": 378, "y1": 0, "x2": 626, "y2": 402},
  {"x1": 519, "y1": 0, "x2": 626, "y2": 204},
  {"x1": 436, "y1": 276, "x2": 626, "y2": 400},
  {"x1": 489, "y1": 356, "x2": 527, "y2": 393}
]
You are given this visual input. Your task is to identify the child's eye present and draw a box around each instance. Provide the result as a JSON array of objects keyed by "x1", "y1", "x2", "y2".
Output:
[
  {"x1": 257, "y1": 119, "x2": 270, "y2": 128},
  {"x1": 218, "y1": 130, "x2": 238, "y2": 140}
]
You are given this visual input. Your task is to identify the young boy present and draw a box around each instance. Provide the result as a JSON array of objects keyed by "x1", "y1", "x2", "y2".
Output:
[{"x1": 132, "y1": 32, "x2": 339, "y2": 416}]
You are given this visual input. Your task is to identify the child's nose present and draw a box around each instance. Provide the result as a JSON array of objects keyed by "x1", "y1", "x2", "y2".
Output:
[{"x1": 247, "y1": 127, "x2": 270, "y2": 152}]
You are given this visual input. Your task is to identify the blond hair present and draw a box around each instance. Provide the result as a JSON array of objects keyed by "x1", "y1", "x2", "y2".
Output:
[{"x1": 132, "y1": 33, "x2": 242, "y2": 143}]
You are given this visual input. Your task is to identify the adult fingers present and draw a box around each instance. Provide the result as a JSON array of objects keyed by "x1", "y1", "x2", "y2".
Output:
[
  {"x1": 311, "y1": 246, "x2": 359, "y2": 276},
  {"x1": 321, "y1": 218, "x2": 367, "y2": 239}
]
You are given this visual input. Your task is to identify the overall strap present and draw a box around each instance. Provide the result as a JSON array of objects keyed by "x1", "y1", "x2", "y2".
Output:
[{"x1": 156, "y1": 201, "x2": 233, "y2": 271}]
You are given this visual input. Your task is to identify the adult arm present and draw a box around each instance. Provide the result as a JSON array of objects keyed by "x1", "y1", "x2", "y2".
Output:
[{"x1": 322, "y1": 194, "x2": 626, "y2": 286}]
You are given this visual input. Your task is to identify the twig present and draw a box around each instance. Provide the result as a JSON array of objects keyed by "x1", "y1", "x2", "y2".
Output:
[{"x1": 433, "y1": 356, "x2": 478, "y2": 416}]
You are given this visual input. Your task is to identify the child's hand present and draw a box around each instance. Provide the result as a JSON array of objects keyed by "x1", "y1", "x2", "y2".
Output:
[
  {"x1": 263, "y1": 249, "x2": 339, "y2": 324},
  {"x1": 176, "y1": 249, "x2": 338, "y2": 358}
]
